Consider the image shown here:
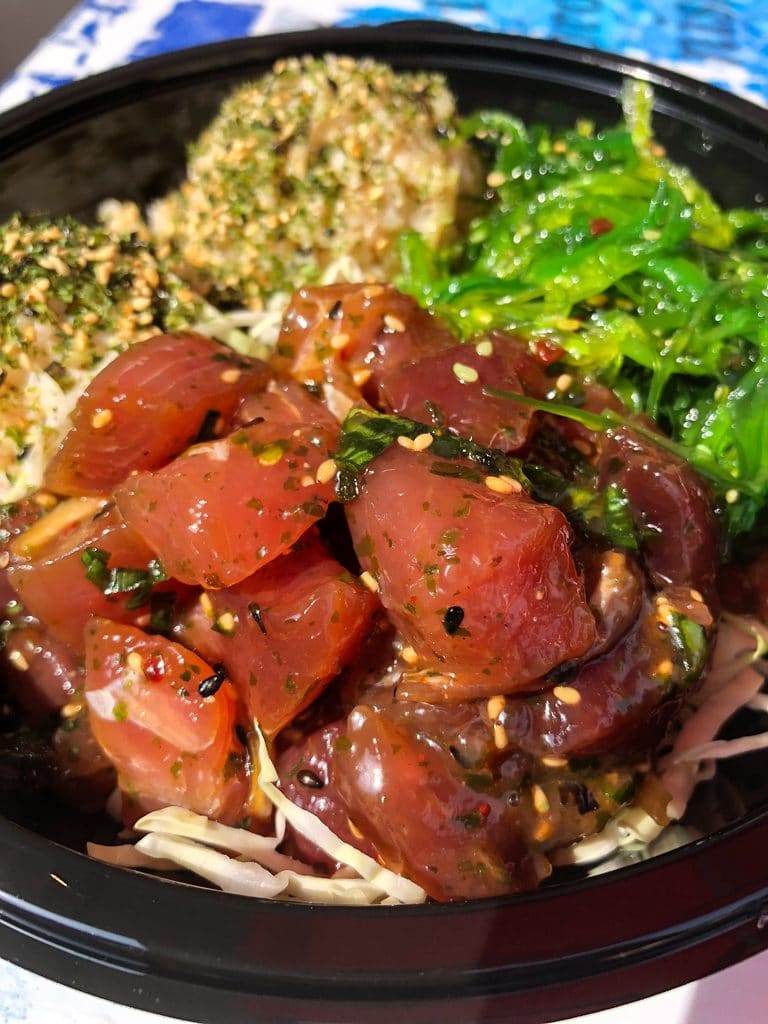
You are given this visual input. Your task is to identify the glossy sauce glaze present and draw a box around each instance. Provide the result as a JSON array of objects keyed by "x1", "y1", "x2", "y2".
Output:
[{"x1": 0, "y1": 288, "x2": 720, "y2": 901}]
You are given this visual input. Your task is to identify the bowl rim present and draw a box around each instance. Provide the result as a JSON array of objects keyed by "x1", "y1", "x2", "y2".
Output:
[
  {"x1": 0, "y1": 20, "x2": 767, "y2": 152},
  {"x1": 0, "y1": 19, "x2": 767, "y2": 1019}
]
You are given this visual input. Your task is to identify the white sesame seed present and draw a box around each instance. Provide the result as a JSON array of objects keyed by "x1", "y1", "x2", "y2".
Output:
[
  {"x1": 352, "y1": 368, "x2": 372, "y2": 388},
  {"x1": 330, "y1": 332, "x2": 351, "y2": 351},
  {"x1": 127, "y1": 651, "x2": 144, "y2": 674},
  {"x1": 689, "y1": 589, "x2": 703, "y2": 603},
  {"x1": 484, "y1": 475, "x2": 522, "y2": 495},
  {"x1": 475, "y1": 340, "x2": 493, "y2": 357},
  {"x1": 555, "y1": 373, "x2": 573, "y2": 393},
  {"x1": 400, "y1": 646, "x2": 419, "y2": 665},
  {"x1": 487, "y1": 694, "x2": 506, "y2": 721},
  {"x1": 32, "y1": 491, "x2": 57, "y2": 510},
  {"x1": 655, "y1": 595, "x2": 674, "y2": 626},
  {"x1": 532, "y1": 784, "x2": 550, "y2": 815},
  {"x1": 94, "y1": 262, "x2": 113, "y2": 287},
  {"x1": 383, "y1": 314, "x2": 406, "y2": 333},
  {"x1": 7, "y1": 650, "x2": 29, "y2": 672},
  {"x1": 452, "y1": 362, "x2": 479, "y2": 384},
  {"x1": 359, "y1": 571, "x2": 379, "y2": 593},
  {"x1": 200, "y1": 593, "x2": 215, "y2": 622},
  {"x1": 541, "y1": 756, "x2": 569, "y2": 768},
  {"x1": 486, "y1": 170, "x2": 506, "y2": 188},
  {"x1": 300, "y1": 474, "x2": 315, "y2": 488},
  {"x1": 90, "y1": 408, "x2": 113, "y2": 430},
  {"x1": 725, "y1": 488, "x2": 739, "y2": 504},
  {"x1": 0, "y1": 552, "x2": 8, "y2": 570},
  {"x1": 656, "y1": 658, "x2": 673, "y2": 676},
  {"x1": 220, "y1": 368, "x2": 242, "y2": 384},
  {"x1": 316, "y1": 459, "x2": 338, "y2": 484},
  {"x1": 493, "y1": 722, "x2": 508, "y2": 750},
  {"x1": 396, "y1": 435, "x2": 415, "y2": 451},
  {"x1": 216, "y1": 611, "x2": 236, "y2": 635},
  {"x1": 60, "y1": 701, "x2": 84, "y2": 720},
  {"x1": 412, "y1": 433, "x2": 434, "y2": 451},
  {"x1": 553, "y1": 685, "x2": 581, "y2": 705}
]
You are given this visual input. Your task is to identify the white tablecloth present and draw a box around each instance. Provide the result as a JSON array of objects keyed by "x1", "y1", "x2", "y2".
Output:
[{"x1": 1, "y1": 942, "x2": 767, "y2": 1022}]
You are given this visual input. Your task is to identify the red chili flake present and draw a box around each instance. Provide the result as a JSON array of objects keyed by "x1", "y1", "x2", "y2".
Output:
[
  {"x1": 143, "y1": 652, "x2": 166, "y2": 682},
  {"x1": 478, "y1": 802, "x2": 491, "y2": 817},
  {"x1": 533, "y1": 338, "x2": 565, "y2": 365},
  {"x1": 589, "y1": 217, "x2": 614, "y2": 237}
]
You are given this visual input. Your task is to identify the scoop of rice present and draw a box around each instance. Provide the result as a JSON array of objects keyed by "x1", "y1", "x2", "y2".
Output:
[
  {"x1": 149, "y1": 54, "x2": 477, "y2": 306},
  {"x1": 0, "y1": 213, "x2": 203, "y2": 501}
]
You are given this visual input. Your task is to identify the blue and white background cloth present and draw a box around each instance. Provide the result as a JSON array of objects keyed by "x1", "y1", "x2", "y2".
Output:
[
  {"x1": 0, "y1": 0, "x2": 767, "y2": 114},
  {"x1": 1, "y1": 1, "x2": 768, "y2": 1021}
]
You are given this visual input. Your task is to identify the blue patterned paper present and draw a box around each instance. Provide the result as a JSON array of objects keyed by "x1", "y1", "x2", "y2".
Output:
[
  {"x1": 130, "y1": 1, "x2": 263, "y2": 60},
  {"x1": 0, "y1": 0, "x2": 766, "y2": 113}
]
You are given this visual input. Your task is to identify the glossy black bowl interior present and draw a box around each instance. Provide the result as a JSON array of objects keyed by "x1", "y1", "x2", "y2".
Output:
[{"x1": 0, "y1": 23, "x2": 767, "y2": 1024}]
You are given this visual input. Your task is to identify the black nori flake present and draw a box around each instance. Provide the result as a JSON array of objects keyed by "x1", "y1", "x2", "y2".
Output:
[
  {"x1": 559, "y1": 781, "x2": 599, "y2": 815},
  {"x1": 328, "y1": 300, "x2": 343, "y2": 320},
  {"x1": 198, "y1": 663, "x2": 227, "y2": 698},
  {"x1": 247, "y1": 602, "x2": 268, "y2": 635},
  {"x1": 443, "y1": 605, "x2": 465, "y2": 636}
]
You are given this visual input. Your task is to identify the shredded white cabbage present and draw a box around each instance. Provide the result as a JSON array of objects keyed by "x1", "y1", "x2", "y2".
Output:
[
  {"x1": 190, "y1": 255, "x2": 367, "y2": 360},
  {"x1": 251, "y1": 723, "x2": 426, "y2": 904},
  {"x1": 90, "y1": 613, "x2": 768, "y2": 895},
  {"x1": 86, "y1": 842, "x2": 180, "y2": 872},
  {"x1": 135, "y1": 832, "x2": 398, "y2": 904},
  {"x1": 133, "y1": 805, "x2": 312, "y2": 876},
  {"x1": 551, "y1": 803, "x2": 666, "y2": 868},
  {"x1": 192, "y1": 296, "x2": 287, "y2": 359},
  {"x1": 660, "y1": 613, "x2": 768, "y2": 820},
  {"x1": 0, "y1": 347, "x2": 118, "y2": 502},
  {"x1": 555, "y1": 612, "x2": 768, "y2": 870},
  {"x1": 99, "y1": 723, "x2": 426, "y2": 906}
]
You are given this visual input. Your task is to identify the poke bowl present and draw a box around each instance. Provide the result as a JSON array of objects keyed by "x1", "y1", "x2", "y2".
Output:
[{"x1": 0, "y1": 21, "x2": 766, "y2": 1024}]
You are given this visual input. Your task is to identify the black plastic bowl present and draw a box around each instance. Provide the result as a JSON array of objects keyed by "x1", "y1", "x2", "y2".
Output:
[{"x1": 0, "y1": 23, "x2": 767, "y2": 1024}]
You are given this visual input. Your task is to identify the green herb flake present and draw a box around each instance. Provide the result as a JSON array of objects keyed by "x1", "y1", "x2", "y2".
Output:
[{"x1": 112, "y1": 699, "x2": 129, "y2": 722}]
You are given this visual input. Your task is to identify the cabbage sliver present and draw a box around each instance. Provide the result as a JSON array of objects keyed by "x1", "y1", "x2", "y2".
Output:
[{"x1": 117, "y1": 723, "x2": 426, "y2": 906}]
